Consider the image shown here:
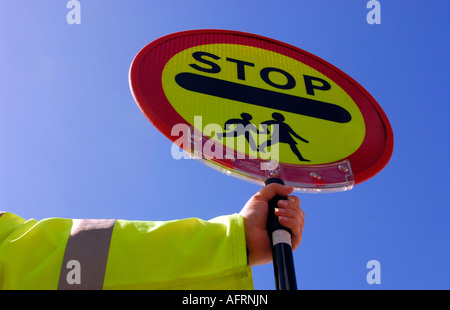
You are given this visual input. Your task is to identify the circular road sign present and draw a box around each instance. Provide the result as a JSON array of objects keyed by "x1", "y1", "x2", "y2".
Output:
[{"x1": 129, "y1": 29, "x2": 393, "y2": 192}]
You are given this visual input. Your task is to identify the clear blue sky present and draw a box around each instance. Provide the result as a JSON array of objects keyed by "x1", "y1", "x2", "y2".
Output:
[{"x1": 1, "y1": 0, "x2": 448, "y2": 290}]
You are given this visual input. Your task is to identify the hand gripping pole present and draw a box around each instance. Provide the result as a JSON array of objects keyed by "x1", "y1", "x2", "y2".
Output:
[{"x1": 265, "y1": 177, "x2": 298, "y2": 290}]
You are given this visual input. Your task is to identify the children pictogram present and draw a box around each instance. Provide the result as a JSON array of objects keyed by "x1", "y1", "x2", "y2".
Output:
[{"x1": 220, "y1": 112, "x2": 310, "y2": 163}]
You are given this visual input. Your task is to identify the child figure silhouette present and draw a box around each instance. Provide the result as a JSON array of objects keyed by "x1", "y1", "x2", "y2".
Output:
[
  {"x1": 259, "y1": 112, "x2": 310, "y2": 162},
  {"x1": 217, "y1": 113, "x2": 259, "y2": 152}
]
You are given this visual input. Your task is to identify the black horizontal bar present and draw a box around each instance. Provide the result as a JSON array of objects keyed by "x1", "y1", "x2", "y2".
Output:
[{"x1": 175, "y1": 72, "x2": 352, "y2": 123}]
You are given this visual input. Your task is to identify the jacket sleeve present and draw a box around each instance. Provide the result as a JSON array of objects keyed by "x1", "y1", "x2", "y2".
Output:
[{"x1": 0, "y1": 211, "x2": 253, "y2": 290}]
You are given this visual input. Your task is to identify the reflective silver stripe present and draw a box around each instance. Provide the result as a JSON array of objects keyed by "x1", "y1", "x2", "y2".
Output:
[
  {"x1": 58, "y1": 219, "x2": 116, "y2": 290},
  {"x1": 272, "y1": 229, "x2": 292, "y2": 246}
]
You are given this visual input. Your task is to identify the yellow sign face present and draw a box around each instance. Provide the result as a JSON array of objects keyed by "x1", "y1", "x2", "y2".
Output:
[{"x1": 162, "y1": 44, "x2": 365, "y2": 165}]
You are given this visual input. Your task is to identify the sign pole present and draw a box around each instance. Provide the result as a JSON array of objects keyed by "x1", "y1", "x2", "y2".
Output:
[{"x1": 265, "y1": 177, "x2": 298, "y2": 290}]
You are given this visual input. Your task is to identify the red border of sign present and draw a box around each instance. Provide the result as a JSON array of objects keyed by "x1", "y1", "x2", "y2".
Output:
[{"x1": 129, "y1": 29, "x2": 393, "y2": 185}]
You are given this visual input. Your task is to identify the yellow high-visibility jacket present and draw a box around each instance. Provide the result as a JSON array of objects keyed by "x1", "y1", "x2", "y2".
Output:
[{"x1": 0, "y1": 211, "x2": 253, "y2": 290}]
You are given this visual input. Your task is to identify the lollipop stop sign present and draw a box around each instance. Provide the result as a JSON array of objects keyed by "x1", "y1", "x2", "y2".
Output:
[{"x1": 129, "y1": 30, "x2": 394, "y2": 289}]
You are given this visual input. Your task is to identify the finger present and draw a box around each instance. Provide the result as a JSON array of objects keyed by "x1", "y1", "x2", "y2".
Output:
[
  {"x1": 274, "y1": 206, "x2": 302, "y2": 223},
  {"x1": 275, "y1": 207, "x2": 304, "y2": 235},
  {"x1": 278, "y1": 196, "x2": 299, "y2": 210},
  {"x1": 287, "y1": 195, "x2": 300, "y2": 206},
  {"x1": 278, "y1": 197, "x2": 304, "y2": 219},
  {"x1": 290, "y1": 197, "x2": 304, "y2": 220},
  {"x1": 255, "y1": 183, "x2": 294, "y2": 202},
  {"x1": 275, "y1": 197, "x2": 305, "y2": 251},
  {"x1": 277, "y1": 216, "x2": 304, "y2": 250}
]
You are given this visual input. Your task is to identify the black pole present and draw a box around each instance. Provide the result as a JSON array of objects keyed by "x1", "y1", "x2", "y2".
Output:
[{"x1": 264, "y1": 177, "x2": 298, "y2": 290}]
